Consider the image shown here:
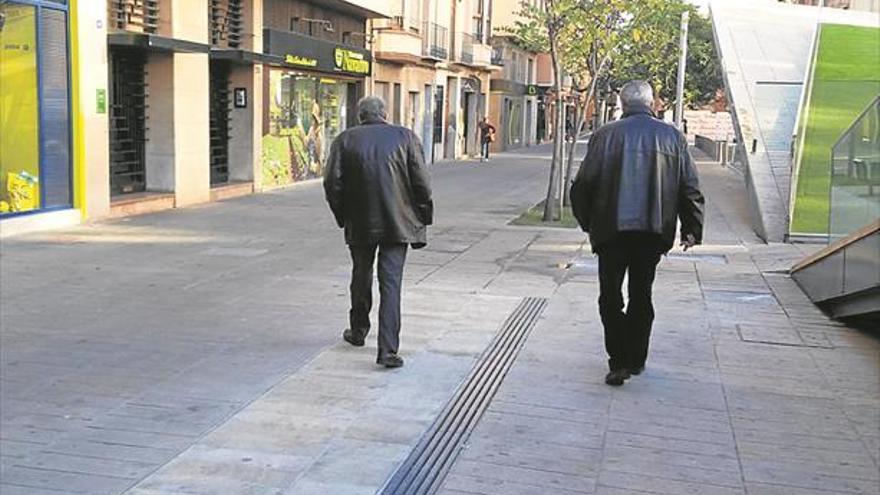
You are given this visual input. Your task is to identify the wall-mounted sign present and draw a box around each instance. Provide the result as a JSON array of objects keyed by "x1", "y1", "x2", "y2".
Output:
[
  {"x1": 265, "y1": 29, "x2": 372, "y2": 77},
  {"x1": 527, "y1": 84, "x2": 538, "y2": 96},
  {"x1": 285, "y1": 54, "x2": 318, "y2": 67},
  {"x1": 96, "y1": 89, "x2": 107, "y2": 114},
  {"x1": 234, "y1": 87, "x2": 248, "y2": 108},
  {"x1": 334, "y1": 48, "x2": 369, "y2": 75}
]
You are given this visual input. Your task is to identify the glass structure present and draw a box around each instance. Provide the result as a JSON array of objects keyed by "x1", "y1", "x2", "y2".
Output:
[{"x1": 829, "y1": 96, "x2": 880, "y2": 242}]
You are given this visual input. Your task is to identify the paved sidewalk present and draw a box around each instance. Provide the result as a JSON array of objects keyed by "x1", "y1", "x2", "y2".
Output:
[
  {"x1": 438, "y1": 155, "x2": 880, "y2": 495},
  {"x1": 0, "y1": 147, "x2": 563, "y2": 494},
  {"x1": 1, "y1": 144, "x2": 877, "y2": 494}
]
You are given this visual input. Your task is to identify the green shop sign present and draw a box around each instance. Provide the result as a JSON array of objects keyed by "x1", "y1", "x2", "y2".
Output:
[
  {"x1": 334, "y1": 48, "x2": 370, "y2": 75},
  {"x1": 265, "y1": 29, "x2": 372, "y2": 77}
]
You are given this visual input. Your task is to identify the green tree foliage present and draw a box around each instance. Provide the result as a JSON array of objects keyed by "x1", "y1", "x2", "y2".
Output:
[{"x1": 609, "y1": 0, "x2": 722, "y2": 108}]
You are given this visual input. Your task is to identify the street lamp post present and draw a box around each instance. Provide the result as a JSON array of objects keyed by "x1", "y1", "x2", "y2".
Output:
[{"x1": 674, "y1": 10, "x2": 689, "y2": 129}]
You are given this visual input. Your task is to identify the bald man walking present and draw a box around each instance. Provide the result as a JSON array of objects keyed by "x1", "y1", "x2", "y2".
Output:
[
  {"x1": 570, "y1": 81, "x2": 705, "y2": 386},
  {"x1": 324, "y1": 96, "x2": 433, "y2": 368}
]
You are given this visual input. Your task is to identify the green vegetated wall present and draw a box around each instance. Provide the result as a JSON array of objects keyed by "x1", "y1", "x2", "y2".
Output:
[{"x1": 791, "y1": 23, "x2": 880, "y2": 235}]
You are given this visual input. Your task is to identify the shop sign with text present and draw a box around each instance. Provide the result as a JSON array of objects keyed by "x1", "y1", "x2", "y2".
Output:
[
  {"x1": 265, "y1": 29, "x2": 372, "y2": 77},
  {"x1": 334, "y1": 48, "x2": 369, "y2": 75}
]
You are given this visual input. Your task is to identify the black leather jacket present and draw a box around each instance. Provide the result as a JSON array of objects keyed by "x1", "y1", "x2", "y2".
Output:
[
  {"x1": 323, "y1": 118, "x2": 433, "y2": 247},
  {"x1": 570, "y1": 105, "x2": 705, "y2": 253}
]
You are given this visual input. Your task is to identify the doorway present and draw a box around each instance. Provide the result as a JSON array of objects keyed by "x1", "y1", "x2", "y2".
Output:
[
  {"x1": 108, "y1": 48, "x2": 148, "y2": 196},
  {"x1": 209, "y1": 61, "x2": 231, "y2": 185},
  {"x1": 462, "y1": 93, "x2": 472, "y2": 156},
  {"x1": 525, "y1": 100, "x2": 533, "y2": 147}
]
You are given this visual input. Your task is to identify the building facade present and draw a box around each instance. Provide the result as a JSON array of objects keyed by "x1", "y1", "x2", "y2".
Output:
[
  {"x1": 1, "y1": 0, "x2": 552, "y2": 234},
  {"x1": 488, "y1": 0, "x2": 539, "y2": 152},
  {"x1": 260, "y1": 0, "x2": 379, "y2": 187},
  {"x1": 371, "y1": 0, "x2": 495, "y2": 163}
]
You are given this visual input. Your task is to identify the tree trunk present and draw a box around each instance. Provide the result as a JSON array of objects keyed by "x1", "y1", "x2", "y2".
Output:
[
  {"x1": 542, "y1": 36, "x2": 564, "y2": 222},
  {"x1": 556, "y1": 94, "x2": 566, "y2": 218}
]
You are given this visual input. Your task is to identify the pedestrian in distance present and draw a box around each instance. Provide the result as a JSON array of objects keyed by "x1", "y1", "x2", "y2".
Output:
[
  {"x1": 478, "y1": 116, "x2": 496, "y2": 162},
  {"x1": 323, "y1": 96, "x2": 434, "y2": 369},
  {"x1": 569, "y1": 80, "x2": 705, "y2": 386}
]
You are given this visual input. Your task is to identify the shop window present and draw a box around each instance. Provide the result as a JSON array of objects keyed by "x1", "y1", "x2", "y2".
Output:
[
  {"x1": 262, "y1": 70, "x2": 351, "y2": 188},
  {"x1": 39, "y1": 7, "x2": 71, "y2": 208},
  {"x1": 0, "y1": 4, "x2": 41, "y2": 214},
  {"x1": 0, "y1": 1, "x2": 72, "y2": 216}
]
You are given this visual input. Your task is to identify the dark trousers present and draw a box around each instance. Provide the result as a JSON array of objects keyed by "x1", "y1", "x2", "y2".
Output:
[
  {"x1": 349, "y1": 243, "x2": 408, "y2": 357},
  {"x1": 481, "y1": 139, "x2": 491, "y2": 159},
  {"x1": 597, "y1": 234, "x2": 663, "y2": 371}
]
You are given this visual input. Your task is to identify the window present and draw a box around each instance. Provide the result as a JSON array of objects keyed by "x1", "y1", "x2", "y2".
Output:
[
  {"x1": 407, "y1": 91, "x2": 419, "y2": 132},
  {"x1": 0, "y1": 1, "x2": 71, "y2": 216}
]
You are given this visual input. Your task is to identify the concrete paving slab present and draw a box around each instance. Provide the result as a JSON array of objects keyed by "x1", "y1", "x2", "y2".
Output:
[{"x1": 2, "y1": 143, "x2": 877, "y2": 494}]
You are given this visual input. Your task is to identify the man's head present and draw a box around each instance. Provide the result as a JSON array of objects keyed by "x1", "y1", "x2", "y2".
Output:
[
  {"x1": 619, "y1": 80, "x2": 654, "y2": 114},
  {"x1": 357, "y1": 96, "x2": 387, "y2": 123}
]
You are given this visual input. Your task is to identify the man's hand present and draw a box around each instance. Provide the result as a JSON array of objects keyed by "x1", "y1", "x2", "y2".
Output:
[{"x1": 681, "y1": 233, "x2": 697, "y2": 252}]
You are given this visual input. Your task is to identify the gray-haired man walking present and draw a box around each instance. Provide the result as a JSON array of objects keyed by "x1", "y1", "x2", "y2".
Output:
[
  {"x1": 570, "y1": 81, "x2": 705, "y2": 386},
  {"x1": 324, "y1": 96, "x2": 433, "y2": 368}
]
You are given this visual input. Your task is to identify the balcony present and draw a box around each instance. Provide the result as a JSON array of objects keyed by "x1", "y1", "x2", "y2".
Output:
[
  {"x1": 373, "y1": 16, "x2": 424, "y2": 64},
  {"x1": 491, "y1": 46, "x2": 504, "y2": 66},
  {"x1": 108, "y1": 0, "x2": 161, "y2": 34},
  {"x1": 210, "y1": 0, "x2": 244, "y2": 49},
  {"x1": 422, "y1": 22, "x2": 449, "y2": 61},
  {"x1": 453, "y1": 32, "x2": 493, "y2": 68},
  {"x1": 458, "y1": 32, "x2": 474, "y2": 64}
]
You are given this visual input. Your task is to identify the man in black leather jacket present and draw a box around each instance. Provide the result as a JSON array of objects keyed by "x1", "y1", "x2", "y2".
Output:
[
  {"x1": 324, "y1": 96, "x2": 433, "y2": 368},
  {"x1": 570, "y1": 81, "x2": 705, "y2": 386}
]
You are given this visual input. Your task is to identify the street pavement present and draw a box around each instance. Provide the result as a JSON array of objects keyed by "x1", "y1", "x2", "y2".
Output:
[{"x1": 1, "y1": 144, "x2": 878, "y2": 494}]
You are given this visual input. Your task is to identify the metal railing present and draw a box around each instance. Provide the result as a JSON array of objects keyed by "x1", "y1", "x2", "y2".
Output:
[
  {"x1": 458, "y1": 32, "x2": 474, "y2": 64},
  {"x1": 109, "y1": 0, "x2": 160, "y2": 34},
  {"x1": 422, "y1": 22, "x2": 448, "y2": 60},
  {"x1": 490, "y1": 45, "x2": 504, "y2": 66},
  {"x1": 210, "y1": 0, "x2": 244, "y2": 48},
  {"x1": 829, "y1": 95, "x2": 880, "y2": 241}
]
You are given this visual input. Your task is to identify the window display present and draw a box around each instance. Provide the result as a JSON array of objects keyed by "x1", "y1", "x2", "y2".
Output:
[
  {"x1": 0, "y1": 4, "x2": 40, "y2": 214},
  {"x1": 0, "y1": 1, "x2": 71, "y2": 216},
  {"x1": 263, "y1": 70, "x2": 350, "y2": 187}
]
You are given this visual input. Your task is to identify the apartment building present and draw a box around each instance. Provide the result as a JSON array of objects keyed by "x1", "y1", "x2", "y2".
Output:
[
  {"x1": 488, "y1": 0, "x2": 539, "y2": 152},
  {"x1": 371, "y1": 0, "x2": 495, "y2": 162}
]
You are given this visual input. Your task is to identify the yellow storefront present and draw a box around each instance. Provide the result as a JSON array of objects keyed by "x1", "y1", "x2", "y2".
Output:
[{"x1": 0, "y1": 1, "x2": 73, "y2": 219}]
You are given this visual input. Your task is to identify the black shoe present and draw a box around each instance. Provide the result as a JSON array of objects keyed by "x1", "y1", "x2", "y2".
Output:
[
  {"x1": 629, "y1": 365, "x2": 645, "y2": 376},
  {"x1": 604, "y1": 369, "x2": 631, "y2": 386},
  {"x1": 343, "y1": 328, "x2": 365, "y2": 347},
  {"x1": 377, "y1": 353, "x2": 404, "y2": 368}
]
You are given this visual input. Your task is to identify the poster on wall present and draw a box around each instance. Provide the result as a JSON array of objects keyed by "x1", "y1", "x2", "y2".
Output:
[{"x1": 0, "y1": 4, "x2": 41, "y2": 214}]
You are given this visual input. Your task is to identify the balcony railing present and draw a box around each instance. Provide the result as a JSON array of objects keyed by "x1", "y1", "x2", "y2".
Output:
[
  {"x1": 459, "y1": 32, "x2": 475, "y2": 64},
  {"x1": 491, "y1": 45, "x2": 504, "y2": 66},
  {"x1": 422, "y1": 22, "x2": 448, "y2": 60},
  {"x1": 109, "y1": 0, "x2": 160, "y2": 34},
  {"x1": 210, "y1": 0, "x2": 244, "y2": 49}
]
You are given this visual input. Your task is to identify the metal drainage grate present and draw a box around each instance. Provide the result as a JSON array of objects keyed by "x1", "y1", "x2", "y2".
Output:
[{"x1": 380, "y1": 297, "x2": 548, "y2": 495}]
